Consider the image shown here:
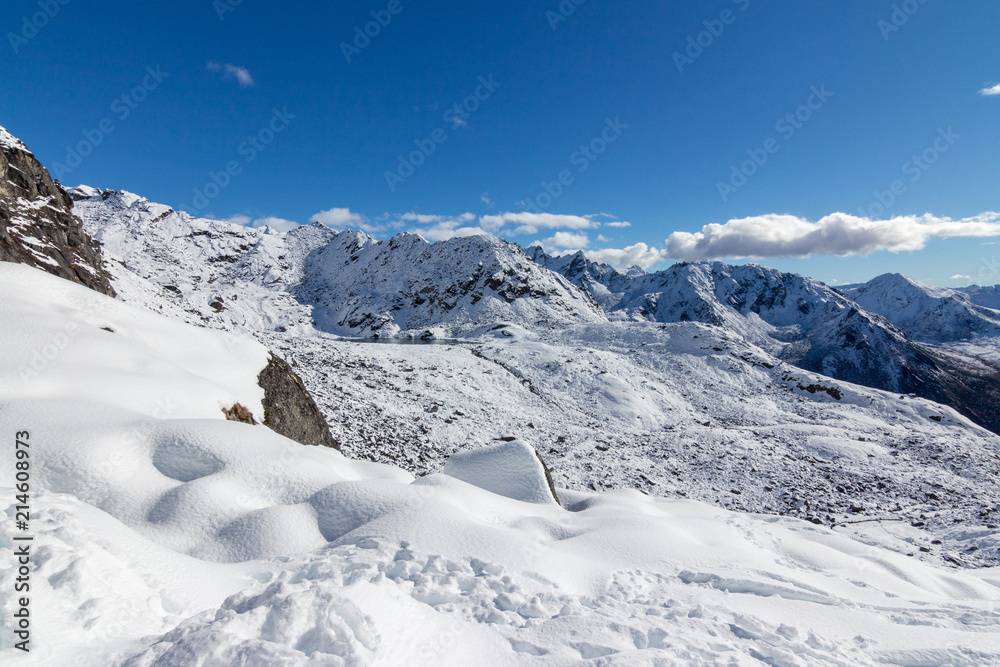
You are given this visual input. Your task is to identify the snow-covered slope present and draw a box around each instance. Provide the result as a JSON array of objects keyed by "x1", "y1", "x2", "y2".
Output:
[
  {"x1": 3, "y1": 263, "x2": 1000, "y2": 665},
  {"x1": 843, "y1": 273, "x2": 1000, "y2": 343}
]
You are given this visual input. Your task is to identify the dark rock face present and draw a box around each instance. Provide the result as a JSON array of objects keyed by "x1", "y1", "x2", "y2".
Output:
[
  {"x1": 0, "y1": 128, "x2": 115, "y2": 296},
  {"x1": 258, "y1": 353, "x2": 340, "y2": 450}
]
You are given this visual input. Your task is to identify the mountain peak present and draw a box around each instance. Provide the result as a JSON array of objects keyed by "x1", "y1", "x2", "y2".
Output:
[
  {"x1": 0, "y1": 125, "x2": 115, "y2": 295},
  {"x1": 0, "y1": 125, "x2": 28, "y2": 152}
]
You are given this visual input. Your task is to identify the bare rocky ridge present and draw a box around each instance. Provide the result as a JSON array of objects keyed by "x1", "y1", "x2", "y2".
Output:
[{"x1": 0, "y1": 126, "x2": 115, "y2": 296}]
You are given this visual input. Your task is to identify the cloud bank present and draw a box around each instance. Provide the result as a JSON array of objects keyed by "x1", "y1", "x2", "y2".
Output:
[
  {"x1": 583, "y1": 243, "x2": 668, "y2": 269},
  {"x1": 480, "y1": 212, "x2": 598, "y2": 235},
  {"x1": 289, "y1": 205, "x2": 1000, "y2": 272},
  {"x1": 538, "y1": 231, "x2": 590, "y2": 250},
  {"x1": 665, "y1": 212, "x2": 1000, "y2": 261}
]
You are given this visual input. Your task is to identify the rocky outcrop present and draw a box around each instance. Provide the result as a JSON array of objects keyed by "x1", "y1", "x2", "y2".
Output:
[
  {"x1": 258, "y1": 353, "x2": 340, "y2": 450},
  {"x1": 0, "y1": 126, "x2": 115, "y2": 296},
  {"x1": 222, "y1": 403, "x2": 257, "y2": 425}
]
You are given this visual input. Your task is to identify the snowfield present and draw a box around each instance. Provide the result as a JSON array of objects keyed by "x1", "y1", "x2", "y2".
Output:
[
  {"x1": 3, "y1": 261, "x2": 1000, "y2": 665},
  {"x1": 65, "y1": 188, "x2": 1000, "y2": 570}
]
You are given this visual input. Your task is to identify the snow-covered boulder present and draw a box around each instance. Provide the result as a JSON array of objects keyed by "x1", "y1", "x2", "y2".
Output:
[{"x1": 442, "y1": 440, "x2": 559, "y2": 505}]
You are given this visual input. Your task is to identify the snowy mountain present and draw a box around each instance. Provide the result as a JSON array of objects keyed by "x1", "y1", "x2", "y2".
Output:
[
  {"x1": 70, "y1": 188, "x2": 604, "y2": 339},
  {"x1": 959, "y1": 284, "x2": 1000, "y2": 310},
  {"x1": 3, "y1": 262, "x2": 1000, "y2": 665},
  {"x1": 531, "y1": 247, "x2": 1000, "y2": 436},
  {"x1": 0, "y1": 126, "x2": 114, "y2": 295},
  {"x1": 842, "y1": 273, "x2": 1000, "y2": 343}
]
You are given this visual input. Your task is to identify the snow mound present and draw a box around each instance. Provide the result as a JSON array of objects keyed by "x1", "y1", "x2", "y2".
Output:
[{"x1": 443, "y1": 441, "x2": 558, "y2": 504}]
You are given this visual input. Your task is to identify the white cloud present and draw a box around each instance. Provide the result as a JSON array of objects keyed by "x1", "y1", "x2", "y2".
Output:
[
  {"x1": 481, "y1": 193, "x2": 493, "y2": 206},
  {"x1": 393, "y1": 212, "x2": 485, "y2": 241},
  {"x1": 399, "y1": 212, "x2": 476, "y2": 225},
  {"x1": 250, "y1": 216, "x2": 300, "y2": 233},
  {"x1": 539, "y1": 232, "x2": 590, "y2": 250},
  {"x1": 665, "y1": 212, "x2": 1000, "y2": 261},
  {"x1": 480, "y1": 212, "x2": 598, "y2": 235},
  {"x1": 583, "y1": 243, "x2": 667, "y2": 269},
  {"x1": 218, "y1": 214, "x2": 251, "y2": 226},
  {"x1": 207, "y1": 61, "x2": 254, "y2": 87},
  {"x1": 416, "y1": 224, "x2": 489, "y2": 242},
  {"x1": 952, "y1": 274, "x2": 973, "y2": 280},
  {"x1": 604, "y1": 221, "x2": 631, "y2": 228},
  {"x1": 311, "y1": 207, "x2": 368, "y2": 228},
  {"x1": 979, "y1": 83, "x2": 1000, "y2": 96},
  {"x1": 597, "y1": 234, "x2": 610, "y2": 242}
]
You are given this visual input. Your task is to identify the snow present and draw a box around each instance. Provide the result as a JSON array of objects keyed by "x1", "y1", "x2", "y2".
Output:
[
  {"x1": 3, "y1": 263, "x2": 1000, "y2": 665},
  {"x1": 442, "y1": 440, "x2": 558, "y2": 504}
]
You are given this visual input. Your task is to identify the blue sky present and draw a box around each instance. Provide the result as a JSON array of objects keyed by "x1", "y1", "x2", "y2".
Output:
[{"x1": 2, "y1": 0, "x2": 998, "y2": 286}]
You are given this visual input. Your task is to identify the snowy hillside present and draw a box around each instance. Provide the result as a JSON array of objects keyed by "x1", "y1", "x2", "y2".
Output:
[{"x1": 3, "y1": 263, "x2": 1000, "y2": 665}]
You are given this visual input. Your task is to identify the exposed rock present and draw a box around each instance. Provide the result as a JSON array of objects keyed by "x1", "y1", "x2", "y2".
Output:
[
  {"x1": 258, "y1": 353, "x2": 340, "y2": 450},
  {"x1": 535, "y1": 450, "x2": 560, "y2": 505},
  {"x1": 222, "y1": 403, "x2": 257, "y2": 425},
  {"x1": 0, "y1": 126, "x2": 115, "y2": 296}
]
